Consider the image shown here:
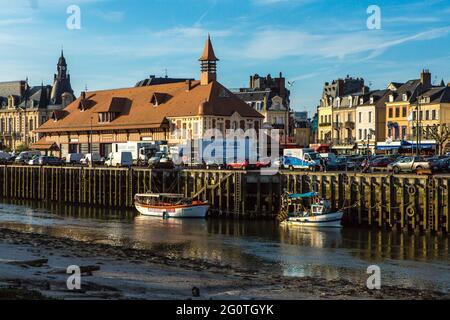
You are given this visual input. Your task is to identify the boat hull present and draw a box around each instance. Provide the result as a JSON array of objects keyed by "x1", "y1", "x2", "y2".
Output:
[
  {"x1": 281, "y1": 211, "x2": 344, "y2": 228},
  {"x1": 135, "y1": 203, "x2": 209, "y2": 218}
]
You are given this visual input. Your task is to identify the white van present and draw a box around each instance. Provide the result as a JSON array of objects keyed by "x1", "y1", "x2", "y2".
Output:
[
  {"x1": 80, "y1": 153, "x2": 103, "y2": 166},
  {"x1": 66, "y1": 153, "x2": 85, "y2": 165},
  {"x1": 105, "y1": 152, "x2": 133, "y2": 167}
]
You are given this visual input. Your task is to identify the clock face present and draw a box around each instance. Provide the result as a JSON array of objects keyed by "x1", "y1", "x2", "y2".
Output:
[{"x1": 61, "y1": 66, "x2": 66, "y2": 71}]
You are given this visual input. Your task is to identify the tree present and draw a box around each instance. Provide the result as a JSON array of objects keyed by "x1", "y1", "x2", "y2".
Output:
[
  {"x1": 427, "y1": 124, "x2": 450, "y2": 156},
  {"x1": 15, "y1": 144, "x2": 30, "y2": 153}
]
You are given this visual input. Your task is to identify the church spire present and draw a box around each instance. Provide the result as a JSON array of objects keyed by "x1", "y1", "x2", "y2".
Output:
[{"x1": 199, "y1": 35, "x2": 219, "y2": 85}]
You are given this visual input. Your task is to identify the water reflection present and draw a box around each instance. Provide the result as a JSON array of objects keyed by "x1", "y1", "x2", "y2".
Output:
[{"x1": 0, "y1": 199, "x2": 448, "y2": 291}]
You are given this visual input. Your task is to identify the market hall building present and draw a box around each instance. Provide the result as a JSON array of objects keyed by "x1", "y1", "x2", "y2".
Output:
[{"x1": 35, "y1": 36, "x2": 264, "y2": 158}]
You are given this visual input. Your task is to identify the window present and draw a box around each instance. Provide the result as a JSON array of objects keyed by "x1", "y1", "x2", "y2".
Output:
[
  {"x1": 368, "y1": 112, "x2": 372, "y2": 123},
  {"x1": 359, "y1": 129, "x2": 362, "y2": 140},
  {"x1": 395, "y1": 108, "x2": 400, "y2": 118},
  {"x1": 364, "y1": 129, "x2": 367, "y2": 139},
  {"x1": 432, "y1": 110, "x2": 436, "y2": 120},
  {"x1": 389, "y1": 108, "x2": 393, "y2": 118},
  {"x1": 402, "y1": 94, "x2": 408, "y2": 102},
  {"x1": 402, "y1": 126, "x2": 407, "y2": 139},
  {"x1": 29, "y1": 119, "x2": 33, "y2": 131},
  {"x1": 389, "y1": 95, "x2": 394, "y2": 103},
  {"x1": 359, "y1": 112, "x2": 362, "y2": 123},
  {"x1": 425, "y1": 110, "x2": 430, "y2": 120},
  {"x1": 402, "y1": 107, "x2": 407, "y2": 117}
]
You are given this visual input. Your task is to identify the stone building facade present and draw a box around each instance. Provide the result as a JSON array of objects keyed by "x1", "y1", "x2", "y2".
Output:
[{"x1": 0, "y1": 51, "x2": 75, "y2": 150}]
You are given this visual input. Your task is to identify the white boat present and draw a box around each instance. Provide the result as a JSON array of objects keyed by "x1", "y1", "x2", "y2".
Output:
[
  {"x1": 134, "y1": 194, "x2": 209, "y2": 219},
  {"x1": 280, "y1": 192, "x2": 344, "y2": 228}
]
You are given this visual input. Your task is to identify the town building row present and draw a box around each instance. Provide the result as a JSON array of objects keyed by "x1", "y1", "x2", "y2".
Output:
[{"x1": 317, "y1": 71, "x2": 450, "y2": 155}]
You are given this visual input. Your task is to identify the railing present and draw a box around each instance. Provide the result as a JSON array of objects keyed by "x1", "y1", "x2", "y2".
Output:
[
  {"x1": 344, "y1": 121, "x2": 355, "y2": 129},
  {"x1": 319, "y1": 122, "x2": 332, "y2": 127},
  {"x1": 332, "y1": 138, "x2": 356, "y2": 145},
  {"x1": 332, "y1": 122, "x2": 342, "y2": 130}
]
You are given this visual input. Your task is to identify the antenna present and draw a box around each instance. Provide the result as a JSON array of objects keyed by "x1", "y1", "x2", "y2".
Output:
[{"x1": 164, "y1": 69, "x2": 168, "y2": 78}]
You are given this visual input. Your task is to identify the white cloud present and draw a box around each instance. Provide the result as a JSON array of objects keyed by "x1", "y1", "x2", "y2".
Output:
[{"x1": 242, "y1": 26, "x2": 450, "y2": 60}]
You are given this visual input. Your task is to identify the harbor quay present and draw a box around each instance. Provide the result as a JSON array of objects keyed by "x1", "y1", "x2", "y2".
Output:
[{"x1": 0, "y1": 165, "x2": 448, "y2": 234}]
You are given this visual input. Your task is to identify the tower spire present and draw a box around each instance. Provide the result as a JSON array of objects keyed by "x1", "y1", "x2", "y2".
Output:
[{"x1": 199, "y1": 35, "x2": 219, "y2": 85}]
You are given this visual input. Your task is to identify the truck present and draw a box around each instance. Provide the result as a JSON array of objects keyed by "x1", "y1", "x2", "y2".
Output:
[
  {"x1": 283, "y1": 148, "x2": 321, "y2": 171},
  {"x1": 104, "y1": 152, "x2": 133, "y2": 167},
  {"x1": 113, "y1": 141, "x2": 166, "y2": 165},
  {"x1": 170, "y1": 138, "x2": 258, "y2": 168}
]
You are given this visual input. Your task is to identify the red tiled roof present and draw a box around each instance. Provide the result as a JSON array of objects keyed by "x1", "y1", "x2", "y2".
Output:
[
  {"x1": 36, "y1": 80, "x2": 262, "y2": 134},
  {"x1": 199, "y1": 35, "x2": 219, "y2": 61}
]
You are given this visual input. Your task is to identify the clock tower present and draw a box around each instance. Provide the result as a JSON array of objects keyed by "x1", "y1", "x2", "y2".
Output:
[{"x1": 50, "y1": 50, "x2": 74, "y2": 105}]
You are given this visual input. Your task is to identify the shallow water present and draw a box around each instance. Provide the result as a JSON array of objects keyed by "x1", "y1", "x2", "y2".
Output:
[{"x1": 0, "y1": 200, "x2": 448, "y2": 292}]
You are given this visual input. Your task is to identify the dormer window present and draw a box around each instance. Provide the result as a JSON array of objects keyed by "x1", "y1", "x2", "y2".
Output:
[
  {"x1": 370, "y1": 97, "x2": 374, "y2": 104},
  {"x1": 402, "y1": 94, "x2": 408, "y2": 102},
  {"x1": 389, "y1": 95, "x2": 394, "y2": 103},
  {"x1": 359, "y1": 98, "x2": 364, "y2": 105},
  {"x1": 98, "y1": 112, "x2": 118, "y2": 123},
  {"x1": 151, "y1": 92, "x2": 171, "y2": 106}
]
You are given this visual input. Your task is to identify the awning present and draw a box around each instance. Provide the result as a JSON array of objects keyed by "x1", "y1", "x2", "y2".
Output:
[
  {"x1": 288, "y1": 192, "x2": 319, "y2": 199},
  {"x1": 332, "y1": 144, "x2": 356, "y2": 150},
  {"x1": 377, "y1": 141, "x2": 411, "y2": 150},
  {"x1": 403, "y1": 140, "x2": 436, "y2": 150},
  {"x1": 31, "y1": 139, "x2": 60, "y2": 151}
]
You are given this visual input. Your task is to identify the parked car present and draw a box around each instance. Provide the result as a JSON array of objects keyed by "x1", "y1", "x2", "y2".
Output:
[
  {"x1": 0, "y1": 151, "x2": 14, "y2": 164},
  {"x1": 149, "y1": 157, "x2": 175, "y2": 169},
  {"x1": 388, "y1": 156, "x2": 430, "y2": 174},
  {"x1": 14, "y1": 151, "x2": 42, "y2": 164},
  {"x1": 256, "y1": 157, "x2": 272, "y2": 169},
  {"x1": 205, "y1": 158, "x2": 225, "y2": 170},
  {"x1": 148, "y1": 152, "x2": 166, "y2": 166},
  {"x1": 80, "y1": 153, "x2": 103, "y2": 166},
  {"x1": 31, "y1": 156, "x2": 64, "y2": 166},
  {"x1": 346, "y1": 156, "x2": 366, "y2": 171},
  {"x1": 227, "y1": 159, "x2": 250, "y2": 170},
  {"x1": 326, "y1": 157, "x2": 347, "y2": 171},
  {"x1": 431, "y1": 157, "x2": 450, "y2": 173},
  {"x1": 28, "y1": 155, "x2": 41, "y2": 166},
  {"x1": 104, "y1": 152, "x2": 133, "y2": 167},
  {"x1": 66, "y1": 153, "x2": 85, "y2": 165},
  {"x1": 363, "y1": 157, "x2": 396, "y2": 172}
]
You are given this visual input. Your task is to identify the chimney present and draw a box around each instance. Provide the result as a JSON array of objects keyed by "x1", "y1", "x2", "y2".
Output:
[
  {"x1": 421, "y1": 69, "x2": 431, "y2": 89},
  {"x1": 186, "y1": 79, "x2": 192, "y2": 92},
  {"x1": 81, "y1": 91, "x2": 86, "y2": 101}
]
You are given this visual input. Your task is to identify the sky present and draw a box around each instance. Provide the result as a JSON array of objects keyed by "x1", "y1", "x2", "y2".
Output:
[{"x1": 0, "y1": 0, "x2": 449, "y2": 115}]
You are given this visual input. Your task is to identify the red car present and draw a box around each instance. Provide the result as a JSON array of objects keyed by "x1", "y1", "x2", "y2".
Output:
[
  {"x1": 256, "y1": 157, "x2": 272, "y2": 169},
  {"x1": 227, "y1": 159, "x2": 250, "y2": 170}
]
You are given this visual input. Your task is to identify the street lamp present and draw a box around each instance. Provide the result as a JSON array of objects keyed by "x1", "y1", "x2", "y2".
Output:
[{"x1": 415, "y1": 96, "x2": 423, "y2": 157}]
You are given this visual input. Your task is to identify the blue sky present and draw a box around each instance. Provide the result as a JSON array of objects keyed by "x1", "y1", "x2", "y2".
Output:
[{"x1": 0, "y1": 0, "x2": 449, "y2": 114}]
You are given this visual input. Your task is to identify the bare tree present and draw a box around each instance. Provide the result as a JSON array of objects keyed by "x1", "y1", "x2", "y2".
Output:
[{"x1": 427, "y1": 124, "x2": 450, "y2": 155}]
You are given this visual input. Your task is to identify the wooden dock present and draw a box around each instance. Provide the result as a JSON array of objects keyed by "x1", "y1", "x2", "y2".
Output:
[{"x1": 0, "y1": 165, "x2": 448, "y2": 233}]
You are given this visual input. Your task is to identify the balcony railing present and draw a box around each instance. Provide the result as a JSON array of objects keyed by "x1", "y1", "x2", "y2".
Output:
[
  {"x1": 344, "y1": 121, "x2": 355, "y2": 130},
  {"x1": 332, "y1": 138, "x2": 356, "y2": 145},
  {"x1": 332, "y1": 122, "x2": 342, "y2": 130},
  {"x1": 319, "y1": 122, "x2": 332, "y2": 127}
]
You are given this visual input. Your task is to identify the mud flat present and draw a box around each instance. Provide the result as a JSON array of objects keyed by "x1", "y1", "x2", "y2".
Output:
[{"x1": 0, "y1": 228, "x2": 448, "y2": 300}]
